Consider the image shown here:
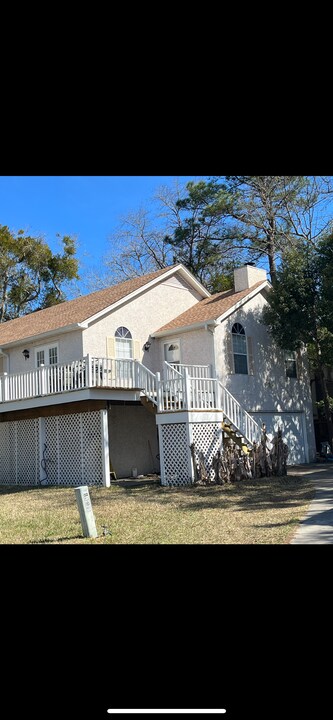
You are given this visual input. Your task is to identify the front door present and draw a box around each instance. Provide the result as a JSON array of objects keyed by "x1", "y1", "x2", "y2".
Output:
[
  {"x1": 164, "y1": 340, "x2": 181, "y2": 365},
  {"x1": 115, "y1": 327, "x2": 133, "y2": 386},
  {"x1": 35, "y1": 344, "x2": 58, "y2": 368},
  {"x1": 35, "y1": 344, "x2": 59, "y2": 394}
]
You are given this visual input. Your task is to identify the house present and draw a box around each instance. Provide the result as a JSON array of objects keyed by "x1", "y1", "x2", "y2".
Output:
[{"x1": 0, "y1": 263, "x2": 316, "y2": 488}]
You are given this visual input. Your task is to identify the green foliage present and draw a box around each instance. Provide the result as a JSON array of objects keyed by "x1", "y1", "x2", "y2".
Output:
[
  {"x1": 168, "y1": 176, "x2": 333, "y2": 286},
  {"x1": 316, "y1": 234, "x2": 333, "y2": 333},
  {"x1": 316, "y1": 397, "x2": 333, "y2": 415},
  {"x1": 0, "y1": 226, "x2": 79, "y2": 321},
  {"x1": 307, "y1": 329, "x2": 333, "y2": 369},
  {"x1": 100, "y1": 176, "x2": 333, "y2": 294},
  {"x1": 263, "y1": 233, "x2": 333, "y2": 365},
  {"x1": 164, "y1": 180, "x2": 241, "y2": 292},
  {"x1": 263, "y1": 244, "x2": 318, "y2": 350},
  {"x1": 262, "y1": 233, "x2": 333, "y2": 443},
  {"x1": 223, "y1": 176, "x2": 308, "y2": 280}
]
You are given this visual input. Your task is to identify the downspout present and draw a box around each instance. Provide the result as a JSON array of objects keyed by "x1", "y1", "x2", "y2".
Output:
[{"x1": 0, "y1": 348, "x2": 9, "y2": 373}]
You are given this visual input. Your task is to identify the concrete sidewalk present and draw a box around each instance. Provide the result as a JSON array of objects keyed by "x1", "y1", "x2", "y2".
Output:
[{"x1": 289, "y1": 463, "x2": 333, "y2": 544}]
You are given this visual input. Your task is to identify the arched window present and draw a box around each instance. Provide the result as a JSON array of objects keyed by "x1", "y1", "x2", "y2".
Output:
[
  {"x1": 115, "y1": 326, "x2": 133, "y2": 359},
  {"x1": 232, "y1": 323, "x2": 248, "y2": 374}
]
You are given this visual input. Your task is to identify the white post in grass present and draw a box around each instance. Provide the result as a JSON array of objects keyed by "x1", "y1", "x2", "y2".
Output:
[{"x1": 75, "y1": 486, "x2": 98, "y2": 538}]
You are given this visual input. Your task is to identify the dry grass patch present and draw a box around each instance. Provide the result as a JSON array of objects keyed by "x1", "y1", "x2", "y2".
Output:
[{"x1": 0, "y1": 473, "x2": 315, "y2": 544}]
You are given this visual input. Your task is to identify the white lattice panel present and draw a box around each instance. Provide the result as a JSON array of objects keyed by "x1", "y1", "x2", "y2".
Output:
[
  {"x1": 0, "y1": 412, "x2": 104, "y2": 487},
  {"x1": 82, "y1": 412, "x2": 104, "y2": 485},
  {"x1": 0, "y1": 420, "x2": 39, "y2": 485},
  {"x1": 58, "y1": 414, "x2": 83, "y2": 486},
  {"x1": 0, "y1": 422, "x2": 17, "y2": 485},
  {"x1": 161, "y1": 423, "x2": 190, "y2": 486},
  {"x1": 17, "y1": 419, "x2": 39, "y2": 485},
  {"x1": 44, "y1": 416, "x2": 59, "y2": 485},
  {"x1": 191, "y1": 422, "x2": 221, "y2": 481},
  {"x1": 44, "y1": 411, "x2": 103, "y2": 486}
]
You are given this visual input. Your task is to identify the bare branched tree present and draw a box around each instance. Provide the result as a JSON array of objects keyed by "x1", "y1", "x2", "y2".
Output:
[{"x1": 84, "y1": 181, "x2": 188, "y2": 290}]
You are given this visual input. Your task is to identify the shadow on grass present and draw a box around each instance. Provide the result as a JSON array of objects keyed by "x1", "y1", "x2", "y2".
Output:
[
  {"x1": 253, "y1": 519, "x2": 300, "y2": 528},
  {"x1": 103, "y1": 476, "x2": 314, "y2": 513},
  {"x1": 30, "y1": 534, "x2": 84, "y2": 544},
  {"x1": 0, "y1": 484, "x2": 96, "y2": 510},
  {"x1": 0, "y1": 485, "x2": 42, "y2": 496},
  {"x1": 1, "y1": 475, "x2": 315, "y2": 516}
]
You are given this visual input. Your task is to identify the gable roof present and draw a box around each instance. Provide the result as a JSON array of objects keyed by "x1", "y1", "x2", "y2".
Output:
[
  {"x1": 0, "y1": 265, "x2": 200, "y2": 348},
  {"x1": 153, "y1": 279, "x2": 270, "y2": 336}
]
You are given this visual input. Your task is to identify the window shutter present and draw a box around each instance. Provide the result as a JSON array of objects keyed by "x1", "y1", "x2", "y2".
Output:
[
  {"x1": 226, "y1": 332, "x2": 235, "y2": 374},
  {"x1": 247, "y1": 336, "x2": 255, "y2": 375},
  {"x1": 133, "y1": 339, "x2": 141, "y2": 361},
  {"x1": 106, "y1": 337, "x2": 115, "y2": 357}
]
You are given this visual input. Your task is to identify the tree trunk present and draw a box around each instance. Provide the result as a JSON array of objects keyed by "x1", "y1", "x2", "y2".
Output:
[
  {"x1": 267, "y1": 241, "x2": 277, "y2": 286},
  {"x1": 0, "y1": 274, "x2": 8, "y2": 323}
]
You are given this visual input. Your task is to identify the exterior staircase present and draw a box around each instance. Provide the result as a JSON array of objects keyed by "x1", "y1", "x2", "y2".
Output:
[
  {"x1": 138, "y1": 360, "x2": 261, "y2": 450},
  {"x1": 140, "y1": 395, "x2": 157, "y2": 414},
  {"x1": 218, "y1": 382, "x2": 261, "y2": 449},
  {"x1": 222, "y1": 421, "x2": 251, "y2": 454}
]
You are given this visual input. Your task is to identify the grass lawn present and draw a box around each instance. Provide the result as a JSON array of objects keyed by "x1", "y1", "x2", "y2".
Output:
[{"x1": 0, "y1": 473, "x2": 315, "y2": 544}]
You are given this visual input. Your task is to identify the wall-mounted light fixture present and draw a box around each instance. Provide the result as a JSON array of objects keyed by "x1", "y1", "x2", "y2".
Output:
[
  {"x1": 22, "y1": 349, "x2": 30, "y2": 360},
  {"x1": 144, "y1": 341, "x2": 152, "y2": 351}
]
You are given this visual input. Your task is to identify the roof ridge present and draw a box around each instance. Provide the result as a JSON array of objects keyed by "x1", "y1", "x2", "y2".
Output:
[
  {"x1": 154, "y1": 279, "x2": 268, "y2": 334},
  {"x1": 0, "y1": 265, "x2": 175, "y2": 330},
  {"x1": 0, "y1": 264, "x2": 177, "y2": 345}
]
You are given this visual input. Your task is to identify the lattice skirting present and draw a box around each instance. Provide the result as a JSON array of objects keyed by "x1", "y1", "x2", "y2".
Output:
[
  {"x1": 159, "y1": 420, "x2": 222, "y2": 486},
  {"x1": 191, "y1": 422, "x2": 222, "y2": 481},
  {"x1": 160, "y1": 423, "x2": 190, "y2": 486},
  {"x1": 0, "y1": 411, "x2": 104, "y2": 486},
  {"x1": 44, "y1": 411, "x2": 104, "y2": 486},
  {"x1": 0, "y1": 419, "x2": 39, "y2": 485}
]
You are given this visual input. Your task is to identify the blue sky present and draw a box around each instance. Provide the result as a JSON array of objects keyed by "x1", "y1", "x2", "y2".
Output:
[{"x1": 0, "y1": 176, "x2": 203, "y2": 273}]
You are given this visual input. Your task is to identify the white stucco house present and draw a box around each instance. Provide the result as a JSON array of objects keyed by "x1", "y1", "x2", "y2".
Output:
[{"x1": 0, "y1": 263, "x2": 316, "y2": 487}]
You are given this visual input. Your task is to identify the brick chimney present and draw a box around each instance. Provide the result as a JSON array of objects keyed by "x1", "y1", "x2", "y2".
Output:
[{"x1": 234, "y1": 264, "x2": 267, "y2": 292}]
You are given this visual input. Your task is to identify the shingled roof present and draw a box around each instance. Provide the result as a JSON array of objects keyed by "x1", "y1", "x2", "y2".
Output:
[
  {"x1": 0, "y1": 266, "x2": 174, "y2": 347},
  {"x1": 154, "y1": 279, "x2": 268, "y2": 334}
]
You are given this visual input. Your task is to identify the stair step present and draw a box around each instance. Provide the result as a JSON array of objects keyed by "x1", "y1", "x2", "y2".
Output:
[{"x1": 140, "y1": 396, "x2": 157, "y2": 414}]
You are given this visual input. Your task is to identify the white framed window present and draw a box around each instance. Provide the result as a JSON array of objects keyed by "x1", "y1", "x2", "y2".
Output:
[
  {"x1": 232, "y1": 323, "x2": 248, "y2": 375},
  {"x1": 35, "y1": 343, "x2": 58, "y2": 367},
  {"x1": 285, "y1": 351, "x2": 297, "y2": 378},
  {"x1": 107, "y1": 331, "x2": 141, "y2": 360},
  {"x1": 115, "y1": 327, "x2": 133, "y2": 359}
]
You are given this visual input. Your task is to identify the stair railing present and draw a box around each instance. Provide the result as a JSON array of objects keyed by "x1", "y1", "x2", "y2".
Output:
[{"x1": 218, "y1": 382, "x2": 261, "y2": 446}]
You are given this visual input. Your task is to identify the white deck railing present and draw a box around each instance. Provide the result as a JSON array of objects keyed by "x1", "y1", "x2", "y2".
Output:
[
  {"x1": 167, "y1": 362, "x2": 211, "y2": 379},
  {"x1": 156, "y1": 373, "x2": 261, "y2": 446},
  {"x1": 0, "y1": 355, "x2": 158, "y2": 405},
  {"x1": 0, "y1": 356, "x2": 260, "y2": 445},
  {"x1": 0, "y1": 359, "x2": 88, "y2": 402}
]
